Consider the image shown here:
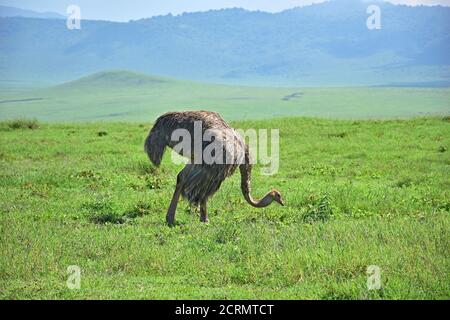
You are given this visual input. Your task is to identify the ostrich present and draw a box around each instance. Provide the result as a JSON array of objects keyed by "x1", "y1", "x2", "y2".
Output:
[{"x1": 144, "y1": 111, "x2": 284, "y2": 225}]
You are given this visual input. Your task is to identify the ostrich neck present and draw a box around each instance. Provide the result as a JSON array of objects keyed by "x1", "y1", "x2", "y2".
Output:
[
  {"x1": 245, "y1": 192, "x2": 274, "y2": 208},
  {"x1": 239, "y1": 163, "x2": 273, "y2": 208}
]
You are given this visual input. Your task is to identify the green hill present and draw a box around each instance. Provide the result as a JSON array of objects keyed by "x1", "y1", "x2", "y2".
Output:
[
  {"x1": 0, "y1": 70, "x2": 449, "y2": 122},
  {"x1": 56, "y1": 70, "x2": 171, "y2": 89}
]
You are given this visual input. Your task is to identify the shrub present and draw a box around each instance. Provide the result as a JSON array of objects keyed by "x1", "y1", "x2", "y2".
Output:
[
  {"x1": 394, "y1": 177, "x2": 413, "y2": 188},
  {"x1": 123, "y1": 201, "x2": 152, "y2": 219},
  {"x1": 438, "y1": 146, "x2": 447, "y2": 153},
  {"x1": 7, "y1": 118, "x2": 39, "y2": 130},
  {"x1": 82, "y1": 196, "x2": 124, "y2": 224},
  {"x1": 302, "y1": 194, "x2": 333, "y2": 223}
]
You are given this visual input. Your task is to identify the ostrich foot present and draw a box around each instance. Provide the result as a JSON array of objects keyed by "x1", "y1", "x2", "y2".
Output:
[{"x1": 200, "y1": 201, "x2": 208, "y2": 223}]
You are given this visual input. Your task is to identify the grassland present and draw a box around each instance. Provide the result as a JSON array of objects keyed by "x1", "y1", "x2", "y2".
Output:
[
  {"x1": 1, "y1": 116, "x2": 449, "y2": 299},
  {"x1": 1, "y1": 71, "x2": 449, "y2": 122}
]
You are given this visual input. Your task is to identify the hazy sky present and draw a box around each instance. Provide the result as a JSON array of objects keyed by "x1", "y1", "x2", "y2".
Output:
[{"x1": 1, "y1": 0, "x2": 449, "y2": 21}]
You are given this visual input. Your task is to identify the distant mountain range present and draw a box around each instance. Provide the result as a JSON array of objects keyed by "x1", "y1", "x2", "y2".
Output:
[
  {"x1": 0, "y1": 0, "x2": 449, "y2": 87},
  {"x1": 0, "y1": 5, "x2": 64, "y2": 19}
]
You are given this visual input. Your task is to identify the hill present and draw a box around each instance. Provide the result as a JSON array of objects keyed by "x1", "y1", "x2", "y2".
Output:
[
  {"x1": 56, "y1": 70, "x2": 171, "y2": 88},
  {"x1": 0, "y1": 5, "x2": 64, "y2": 19},
  {"x1": 0, "y1": 70, "x2": 449, "y2": 121},
  {"x1": 0, "y1": 0, "x2": 449, "y2": 86}
]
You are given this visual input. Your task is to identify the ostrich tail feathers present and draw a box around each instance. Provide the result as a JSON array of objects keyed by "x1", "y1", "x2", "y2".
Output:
[{"x1": 144, "y1": 115, "x2": 173, "y2": 166}]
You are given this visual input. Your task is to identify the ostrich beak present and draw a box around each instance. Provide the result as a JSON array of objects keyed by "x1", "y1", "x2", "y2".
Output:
[{"x1": 279, "y1": 199, "x2": 285, "y2": 206}]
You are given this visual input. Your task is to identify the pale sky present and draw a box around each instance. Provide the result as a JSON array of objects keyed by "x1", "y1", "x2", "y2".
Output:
[{"x1": 1, "y1": 0, "x2": 449, "y2": 21}]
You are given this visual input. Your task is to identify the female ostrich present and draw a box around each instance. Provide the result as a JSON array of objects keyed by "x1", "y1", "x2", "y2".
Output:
[{"x1": 145, "y1": 111, "x2": 284, "y2": 225}]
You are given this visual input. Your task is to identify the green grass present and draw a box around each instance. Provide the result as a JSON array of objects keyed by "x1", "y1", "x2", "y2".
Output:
[
  {"x1": 1, "y1": 116, "x2": 449, "y2": 299},
  {"x1": 0, "y1": 71, "x2": 449, "y2": 122}
]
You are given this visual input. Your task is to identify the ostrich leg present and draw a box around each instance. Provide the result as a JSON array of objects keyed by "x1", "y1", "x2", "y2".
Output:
[
  {"x1": 166, "y1": 169, "x2": 185, "y2": 226},
  {"x1": 166, "y1": 181, "x2": 182, "y2": 226},
  {"x1": 166, "y1": 164, "x2": 193, "y2": 226},
  {"x1": 200, "y1": 201, "x2": 208, "y2": 223}
]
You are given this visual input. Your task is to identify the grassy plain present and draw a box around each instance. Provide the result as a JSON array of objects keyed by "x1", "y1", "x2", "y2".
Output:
[
  {"x1": 0, "y1": 71, "x2": 449, "y2": 122},
  {"x1": 1, "y1": 116, "x2": 449, "y2": 299}
]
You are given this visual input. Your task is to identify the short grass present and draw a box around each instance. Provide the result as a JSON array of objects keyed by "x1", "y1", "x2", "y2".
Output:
[
  {"x1": 0, "y1": 116, "x2": 449, "y2": 299},
  {"x1": 0, "y1": 71, "x2": 449, "y2": 122}
]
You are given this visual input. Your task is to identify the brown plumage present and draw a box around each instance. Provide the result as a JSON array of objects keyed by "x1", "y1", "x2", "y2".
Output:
[{"x1": 145, "y1": 111, "x2": 284, "y2": 225}]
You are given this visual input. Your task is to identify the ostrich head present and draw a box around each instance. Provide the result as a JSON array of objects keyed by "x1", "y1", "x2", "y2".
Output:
[{"x1": 271, "y1": 189, "x2": 285, "y2": 206}]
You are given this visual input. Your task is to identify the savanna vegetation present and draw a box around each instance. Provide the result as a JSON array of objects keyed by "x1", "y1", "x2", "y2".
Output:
[{"x1": 1, "y1": 116, "x2": 449, "y2": 299}]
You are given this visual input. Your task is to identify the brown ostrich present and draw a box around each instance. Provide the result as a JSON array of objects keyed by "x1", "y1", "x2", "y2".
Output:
[{"x1": 145, "y1": 111, "x2": 284, "y2": 225}]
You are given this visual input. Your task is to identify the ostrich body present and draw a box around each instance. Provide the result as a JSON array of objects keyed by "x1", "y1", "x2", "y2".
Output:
[{"x1": 145, "y1": 111, "x2": 284, "y2": 225}]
